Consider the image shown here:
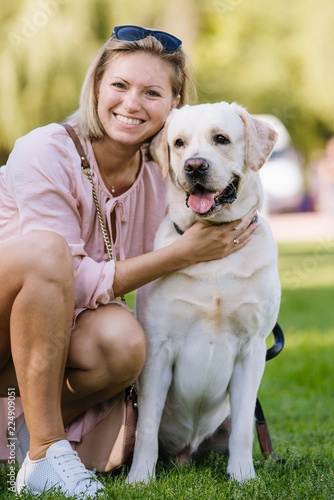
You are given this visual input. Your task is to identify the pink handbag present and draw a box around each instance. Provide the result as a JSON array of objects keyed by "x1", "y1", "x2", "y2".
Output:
[{"x1": 69, "y1": 387, "x2": 137, "y2": 472}]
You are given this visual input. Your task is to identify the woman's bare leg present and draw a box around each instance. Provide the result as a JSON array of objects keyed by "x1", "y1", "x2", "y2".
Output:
[
  {"x1": 62, "y1": 304, "x2": 148, "y2": 424},
  {"x1": 0, "y1": 233, "x2": 148, "y2": 449},
  {"x1": 0, "y1": 231, "x2": 74, "y2": 460}
]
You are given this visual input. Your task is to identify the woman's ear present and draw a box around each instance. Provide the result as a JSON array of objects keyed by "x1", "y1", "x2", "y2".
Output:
[{"x1": 171, "y1": 95, "x2": 181, "y2": 111}]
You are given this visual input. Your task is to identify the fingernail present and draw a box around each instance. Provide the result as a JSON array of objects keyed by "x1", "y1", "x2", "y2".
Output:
[
  {"x1": 253, "y1": 209, "x2": 257, "y2": 215},
  {"x1": 252, "y1": 224, "x2": 258, "y2": 230}
]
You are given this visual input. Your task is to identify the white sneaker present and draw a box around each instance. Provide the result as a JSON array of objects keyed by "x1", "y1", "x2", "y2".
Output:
[{"x1": 15, "y1": 440, "x2": 105, "y2": 498}]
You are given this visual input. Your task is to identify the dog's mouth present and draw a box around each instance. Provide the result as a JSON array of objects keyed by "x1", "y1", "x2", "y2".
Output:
[{"x1": 185, "y1": 177, "x2": 240, "y2": 215}]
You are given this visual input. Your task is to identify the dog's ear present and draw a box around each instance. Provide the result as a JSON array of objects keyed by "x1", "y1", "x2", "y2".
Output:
[
  {"x1": 231, "y1": 103, "x2": 278, "y2": 171},
  {"x1": 149, "y1": 110, "x2": 177, "y2": 179}
]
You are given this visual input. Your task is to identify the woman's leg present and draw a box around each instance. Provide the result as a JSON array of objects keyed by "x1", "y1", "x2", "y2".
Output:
[
  {"x1": 62, "y1": 303, "x2": 148, "y2": 424},
  {"x1": 0, "y1": 233, "x2": 148, "y2": 447},
  {"x1": 0, "y1": 231, "x2": 74, "y2": 460}
]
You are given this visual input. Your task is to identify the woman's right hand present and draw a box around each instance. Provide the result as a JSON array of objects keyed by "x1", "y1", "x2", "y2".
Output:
[
  {"x1": 178, "y1": 211, "x2": 258, "y2": 265},
  {"x1": 113, "y1": 211, "x2": 257, "y2": 297}
]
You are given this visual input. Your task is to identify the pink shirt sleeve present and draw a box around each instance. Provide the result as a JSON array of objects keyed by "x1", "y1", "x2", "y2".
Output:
[
  {"x1": 1, "y1": 123, "x2": 169, "y2": 313},
  {"x1": 2, "y1": 124, "x2": 115, "y2": 310}
]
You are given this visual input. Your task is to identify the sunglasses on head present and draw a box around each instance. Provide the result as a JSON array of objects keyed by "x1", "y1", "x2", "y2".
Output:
[{"x1": 112, "y1": 25, "x2": 182, "y2": 52}]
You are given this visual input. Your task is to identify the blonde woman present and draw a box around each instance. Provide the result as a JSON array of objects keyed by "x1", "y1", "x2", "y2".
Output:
[{"x1": 0, "y1": 26, "x2": 256, "y2": 497}]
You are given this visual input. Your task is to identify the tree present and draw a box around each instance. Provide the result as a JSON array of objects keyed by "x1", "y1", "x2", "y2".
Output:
[{"x1": 1, "y1": 0, "x2": 333, "y2": 164}]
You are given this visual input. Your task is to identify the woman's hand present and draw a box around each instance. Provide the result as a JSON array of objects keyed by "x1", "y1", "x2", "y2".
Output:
[
  {"x1": 178, "y1": 210, "x2": 258, "y2": 266},
  {"x1": 113, "y1": 211, "x2": 257, "y2": 297}
]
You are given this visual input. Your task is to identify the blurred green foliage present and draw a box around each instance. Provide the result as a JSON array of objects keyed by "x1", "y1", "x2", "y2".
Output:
[{"x1": 1, "y1": 0, "x2": 333, "y2": 164}]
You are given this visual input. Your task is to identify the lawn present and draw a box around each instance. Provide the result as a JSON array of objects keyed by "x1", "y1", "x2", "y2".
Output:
[{"x1": 1, "y1": 240, "x2": 333, "y2": 499}]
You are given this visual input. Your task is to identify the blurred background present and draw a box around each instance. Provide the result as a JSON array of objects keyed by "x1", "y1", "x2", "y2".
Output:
[
  {"x1": 1, "y1": 0, "x2": 334, "y2": 227},
  {"x1": 1, "y1": 1, "x2": 333, "y2": 477}
]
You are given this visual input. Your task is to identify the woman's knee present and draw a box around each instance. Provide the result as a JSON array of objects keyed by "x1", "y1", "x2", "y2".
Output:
[
  {"x1": 98, "y1": 308, "x2": 148, "y2": 379},
  {"x1": 1, "y1": 231, "x2": 73, "y2": 287},
  {"x1": 0, "y1": 231, "x2": 74, "y2": 334},
  {"x1": 120, "y1": 319, "x2": 149, "y2": 375},
  {"x1": 72, "y1": 305, "x2": 148, "y2": 383},
  {"x1": 26, "y1": 231, "x2": 73, "y2": 282},
  {"x1": 13, "y1": 232, "x2": 74, "y2": 304}
]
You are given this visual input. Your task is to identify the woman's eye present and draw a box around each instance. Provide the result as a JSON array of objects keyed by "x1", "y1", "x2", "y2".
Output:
[
  {"x1": 214, "y1": 134, "x2": 230, "y2": 145},
  {"x1": 112, "y1": 82, "x2": 126, "y2": 89},
  {"x1": 174, "y1": 138, "x2": 184, "y2": 148},
  {"x1": 147, "y1": 90, "x2": 160, "y2": 97}
]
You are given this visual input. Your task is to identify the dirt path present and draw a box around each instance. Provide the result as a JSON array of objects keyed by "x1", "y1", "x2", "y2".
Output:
[{"x1": 266, "y1": 211, "x2": 334, "y2": 243}]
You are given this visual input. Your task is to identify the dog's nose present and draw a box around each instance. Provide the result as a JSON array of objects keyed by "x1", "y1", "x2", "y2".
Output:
[{"x1": 184, "y1": 157, "x2": 210, "y2": 177}]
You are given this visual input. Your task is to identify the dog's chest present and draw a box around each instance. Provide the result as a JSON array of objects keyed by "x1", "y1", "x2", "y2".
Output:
[
  {"x1": 151, "y1": 259, "x2": 273, "y2": 341},
  {"x1": 150, "y1": 217, "x2": 280, "y2": 337}
]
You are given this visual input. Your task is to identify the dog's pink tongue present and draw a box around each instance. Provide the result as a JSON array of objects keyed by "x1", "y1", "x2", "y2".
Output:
[{"x1": 187, "y1": 192, "x2": 215, "y2": 213}]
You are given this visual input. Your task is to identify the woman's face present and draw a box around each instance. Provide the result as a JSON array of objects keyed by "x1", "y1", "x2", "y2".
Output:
[{"x1": 96, "y1": 52, "x2": 180, "y2": 146}]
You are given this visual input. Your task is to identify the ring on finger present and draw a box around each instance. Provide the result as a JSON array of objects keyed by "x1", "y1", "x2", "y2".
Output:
[{"x1": 233, "y1": 238, "x2": 239, "y2": 247}]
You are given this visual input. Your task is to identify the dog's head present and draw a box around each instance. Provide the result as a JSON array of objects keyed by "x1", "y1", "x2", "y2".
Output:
[{"x1": 150, "y1": 101, "x2": 278, "y2": 225}]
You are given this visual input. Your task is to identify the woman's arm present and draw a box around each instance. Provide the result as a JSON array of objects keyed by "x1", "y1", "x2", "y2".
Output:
[
  {"x1": 4, "y1": 125, "x2": 255, "y2": 306},
  {"x1": 113, "y1": 215, "x2": 256, "y2": 297}
]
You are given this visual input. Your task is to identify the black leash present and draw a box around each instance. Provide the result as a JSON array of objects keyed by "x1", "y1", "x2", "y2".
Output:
[{"x1": 255, "y1": 323, "x2": 285, "y2": 461}]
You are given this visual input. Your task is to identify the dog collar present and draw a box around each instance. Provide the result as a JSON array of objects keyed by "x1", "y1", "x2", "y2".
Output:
[
  {"x1": 173, "y1": 212, "x2": 258, "y2": 237},
  {"x1": 173, "y1": 222, "x2": 185, "y2": 235}
]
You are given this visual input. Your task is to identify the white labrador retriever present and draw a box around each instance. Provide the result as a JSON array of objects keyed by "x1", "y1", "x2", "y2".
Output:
[{"x1": 127, "y1": 101, "x2": 281, "y2": 483}]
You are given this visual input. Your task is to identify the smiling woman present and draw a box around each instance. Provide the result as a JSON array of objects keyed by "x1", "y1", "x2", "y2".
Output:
[
  {"x1": 94, "y1": 52, "x2": 179, "y2": 158},
  {"x1": 0, "y1": 26, "x2": 257, "y2": 498}
]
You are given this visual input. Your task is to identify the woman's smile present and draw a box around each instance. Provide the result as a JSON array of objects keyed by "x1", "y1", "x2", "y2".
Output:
[
  {"x1": 96, "y1": 52, "x2": 179, "y2": 146},
  {"x1": 114, "y1": 113, "x2": 145, "y2": 127}
]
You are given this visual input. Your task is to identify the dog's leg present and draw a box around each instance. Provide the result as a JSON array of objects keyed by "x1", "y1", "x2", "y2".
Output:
[
  {"x1": 126, "y1": 345, "x2": 173, "y2": 484},
  {"x1": 227, "y1": 340, "x2": 266, "y2": 481}
]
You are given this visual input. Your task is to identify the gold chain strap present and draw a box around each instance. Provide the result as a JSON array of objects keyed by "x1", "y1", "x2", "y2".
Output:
[
  {"x1": 61, "y1": 123, "x2": 126, "y2": 302},
  {"x1": 81, "y1": 165, "x2": 114, "y2": 261},
  {"x1": 81, "y1": 163, "x2": 125, "y2": 303}
]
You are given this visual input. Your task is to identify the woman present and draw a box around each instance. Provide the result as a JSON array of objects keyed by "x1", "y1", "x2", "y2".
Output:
[{"x1": 0, "y1": 26, "x2": 256, "y2": 497}]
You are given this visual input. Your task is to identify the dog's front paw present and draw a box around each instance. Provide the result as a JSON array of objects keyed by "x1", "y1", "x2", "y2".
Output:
[
  {"x1": 227, "y1": 460, "x2": 256, "y2": 482},
  {"x1": 126, "y1": 465, "x2": 155, "y2": 485}
]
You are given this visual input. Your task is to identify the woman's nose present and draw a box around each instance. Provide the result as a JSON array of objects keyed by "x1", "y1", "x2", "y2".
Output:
[{"x1": 123, "y1": 90, "x2": 142, "y2": 112}]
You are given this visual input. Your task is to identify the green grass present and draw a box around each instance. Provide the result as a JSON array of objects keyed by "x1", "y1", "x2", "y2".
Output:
[{"x1": 1, "y1": 240, "x2": 334, "y2": 499}]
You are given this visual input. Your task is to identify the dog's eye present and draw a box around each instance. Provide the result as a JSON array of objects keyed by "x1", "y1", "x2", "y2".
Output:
[
  {"x1": 174, "y1": 138, "x2": 184, "y2": 148},
  {"x1": 214, "y1": 134, "x2": 230, "y2": 145}
]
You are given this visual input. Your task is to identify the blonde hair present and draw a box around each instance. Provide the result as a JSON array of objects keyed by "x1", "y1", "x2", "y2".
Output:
[{"x1": 67, "y1": 35, "x2": 196, "y2": 139}]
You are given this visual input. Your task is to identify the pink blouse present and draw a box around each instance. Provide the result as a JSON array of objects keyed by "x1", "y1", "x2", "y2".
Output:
[{"x1": 0, "y1": 123, "x2": 168, "y2": 460}]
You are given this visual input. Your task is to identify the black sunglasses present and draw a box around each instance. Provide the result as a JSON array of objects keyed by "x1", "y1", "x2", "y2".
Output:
[{"x1": 112, "y1": 25, "x2": 182, "y2": 52}]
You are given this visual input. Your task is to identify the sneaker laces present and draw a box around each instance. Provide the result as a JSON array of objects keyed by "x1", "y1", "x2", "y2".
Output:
[{"x1": 54, "y1": 448, "x2": 97, "y2": 487}]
